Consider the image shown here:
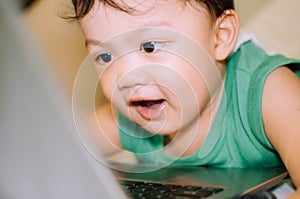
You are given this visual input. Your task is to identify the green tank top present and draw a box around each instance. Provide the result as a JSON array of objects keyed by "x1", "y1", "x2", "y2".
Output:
[{"x1": 118, "y1": 41, "x2": 300, "y2": 168}]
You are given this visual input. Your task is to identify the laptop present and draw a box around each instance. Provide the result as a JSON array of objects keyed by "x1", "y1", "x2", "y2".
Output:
[{"x1": 0, "y1": 0, "x2": 288, "y2": 198}]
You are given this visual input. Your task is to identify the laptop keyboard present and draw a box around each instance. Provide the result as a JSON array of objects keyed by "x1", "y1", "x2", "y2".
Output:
[{"x1": 120, "y1": 180, "x2": 224, "y2": 199}]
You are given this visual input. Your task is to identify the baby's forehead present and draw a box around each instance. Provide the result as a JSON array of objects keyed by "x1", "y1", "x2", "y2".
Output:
[
  {"x1": 83, "y1": 0, "x2": 209, "y2": 27},
  {"x1": 80, "y1": 0, "x2": 214, "y2": 51},
  {"x1": 90, "y1": 0, "x2": 207, "y2": 16}
]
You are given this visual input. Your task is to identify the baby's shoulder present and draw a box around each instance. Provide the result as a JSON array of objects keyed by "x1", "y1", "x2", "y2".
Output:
[{"x1": 262, "y1": 66, "x2": 300, "y2": 137}]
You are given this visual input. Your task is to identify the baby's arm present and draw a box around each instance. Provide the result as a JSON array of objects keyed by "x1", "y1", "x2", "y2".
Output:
[
  {"x1": 262, "y1": 66, "x2": 300, "y2": 198},
  {"x1": 85, "y1": 103, "x2": 122, "y2": 157}
]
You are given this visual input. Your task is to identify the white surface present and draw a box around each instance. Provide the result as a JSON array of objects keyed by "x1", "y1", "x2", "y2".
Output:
[{"x1": 272, "y1": 183, "x2": 296, "y2": 199}]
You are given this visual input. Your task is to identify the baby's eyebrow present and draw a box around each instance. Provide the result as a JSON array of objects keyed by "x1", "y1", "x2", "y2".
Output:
[{"x1": 85, "y1": 39, "x2": 102, "y2": 47}]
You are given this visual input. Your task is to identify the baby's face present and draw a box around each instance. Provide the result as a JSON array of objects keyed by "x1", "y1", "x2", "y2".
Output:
[{"x1": 79, "y1": 0, "x2": 224, "y2": 135}]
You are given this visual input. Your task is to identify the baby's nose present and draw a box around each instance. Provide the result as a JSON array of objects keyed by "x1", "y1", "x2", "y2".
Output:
[{"x1": 117, "y1": 65, "x2": 154, "y2": 90}]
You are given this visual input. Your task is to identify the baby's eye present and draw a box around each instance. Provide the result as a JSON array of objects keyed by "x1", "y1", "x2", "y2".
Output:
[
  {"x1": 140, "y1": 41, "x2": 164, "y2": 53},
  {"x1": 94, "y1": 52, "x2": 113, "y2": 65}
]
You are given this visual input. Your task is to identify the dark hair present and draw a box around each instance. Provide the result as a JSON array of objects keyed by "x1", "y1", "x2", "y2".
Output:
[{"x1": 71, "y1": 0, "x2": 234, "y2": 20}]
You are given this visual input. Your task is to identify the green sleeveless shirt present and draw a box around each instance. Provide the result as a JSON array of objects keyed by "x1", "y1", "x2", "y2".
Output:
[{"x1": 118, "y1": 40, "x2": 300, "y2": 168}]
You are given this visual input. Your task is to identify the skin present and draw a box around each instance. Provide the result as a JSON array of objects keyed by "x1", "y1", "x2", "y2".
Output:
[
  {"x1": 262, "y1": 67, "x2": 300, "y2": 199},
  {"x1": 78, "y1": 0, "x2": 300, "y2": 197}
]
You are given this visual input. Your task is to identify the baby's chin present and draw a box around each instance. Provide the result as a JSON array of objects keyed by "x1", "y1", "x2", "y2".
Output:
[{"x1": 135, "y1": 119, "x2": 182, "y2": 137}]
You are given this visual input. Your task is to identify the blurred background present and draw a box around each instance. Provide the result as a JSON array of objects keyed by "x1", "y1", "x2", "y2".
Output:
[{"x1": 21, "y1": 0, "x2": 300, "y2": 100}]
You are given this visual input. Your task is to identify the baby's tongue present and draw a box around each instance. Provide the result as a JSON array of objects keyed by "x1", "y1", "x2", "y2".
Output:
[{"x1": 136, "y1": 100, "x2": 165, "y2": 119}]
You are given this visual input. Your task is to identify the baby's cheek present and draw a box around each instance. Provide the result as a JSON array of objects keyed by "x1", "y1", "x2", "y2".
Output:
[{"x1": 100, "y1": 78, "x2": 114, "y2": 101}]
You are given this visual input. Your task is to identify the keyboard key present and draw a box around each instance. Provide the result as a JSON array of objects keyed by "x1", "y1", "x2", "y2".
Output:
[{"x1": 119, "y1": 180, "x2": 223, "y2": 199}]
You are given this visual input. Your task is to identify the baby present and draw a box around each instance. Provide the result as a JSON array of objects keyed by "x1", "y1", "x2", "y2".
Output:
[{"x1": 71, "y1": 0, "x2": 300, "y2": 198}]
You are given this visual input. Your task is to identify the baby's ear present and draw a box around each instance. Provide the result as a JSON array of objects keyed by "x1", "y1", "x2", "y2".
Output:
[{"x1": 213, "y1": 10, "x2": 239, "y2": 61}]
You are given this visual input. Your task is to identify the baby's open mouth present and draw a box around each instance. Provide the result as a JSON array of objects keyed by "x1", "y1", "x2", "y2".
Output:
[
  {"x1": 129, "y1": 99, "x2": 166, "y2": 120},
  {"x1": 130, "y1": 99, "x2": 165, "y2": 108}
]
